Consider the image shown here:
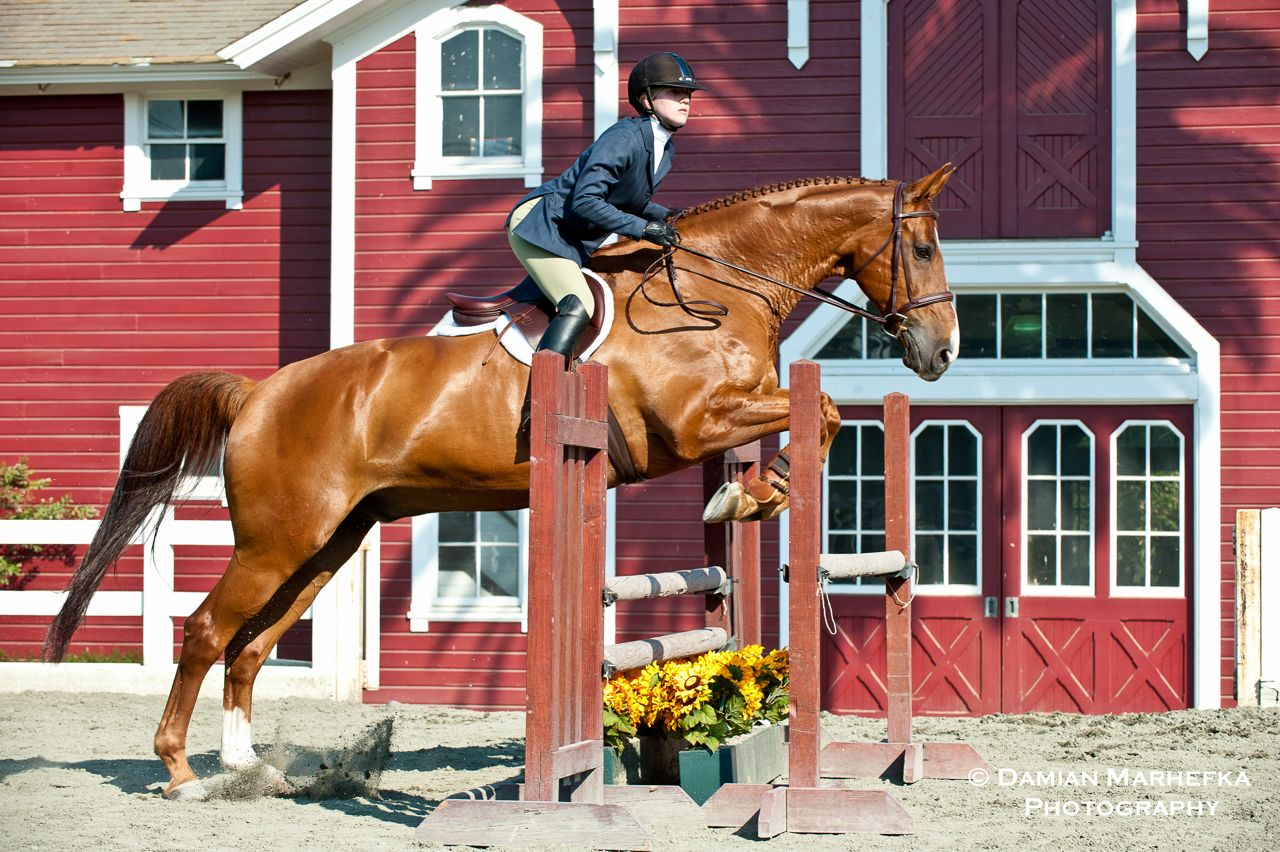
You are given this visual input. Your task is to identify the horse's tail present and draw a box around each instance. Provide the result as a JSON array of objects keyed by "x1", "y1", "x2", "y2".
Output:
[{"x1": 43, "y1": 371, "x2": 256, "y2": 662}]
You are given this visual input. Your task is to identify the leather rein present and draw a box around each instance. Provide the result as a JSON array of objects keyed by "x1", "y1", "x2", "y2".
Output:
[{"x1": 654, "y1": 180, "x2": 954, "y2": 337}]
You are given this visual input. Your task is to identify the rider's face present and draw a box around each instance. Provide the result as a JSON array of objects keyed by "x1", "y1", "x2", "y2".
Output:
[{"x1": 648, "y1": 87, "x2": 693, "y2": 129}]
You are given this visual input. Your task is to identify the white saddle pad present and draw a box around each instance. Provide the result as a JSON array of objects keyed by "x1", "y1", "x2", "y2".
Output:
[{"x1": 427, "y1": 268, "x2": 614, "y2": 366}]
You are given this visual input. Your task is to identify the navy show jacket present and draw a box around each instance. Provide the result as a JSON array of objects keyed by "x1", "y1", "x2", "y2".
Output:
[{"x1": 509, "y1": 116, "x2": 673, "y2": 266}]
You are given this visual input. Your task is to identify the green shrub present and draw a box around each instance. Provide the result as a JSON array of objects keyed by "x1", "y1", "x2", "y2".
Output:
[{"x1": 1, "y1": 459, "x2": 98, "y2": 586}]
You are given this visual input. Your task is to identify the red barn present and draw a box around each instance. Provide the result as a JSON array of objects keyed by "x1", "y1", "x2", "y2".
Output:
[{"x1": 1, "y1": 0, "x2": 1276, "y2": 714}]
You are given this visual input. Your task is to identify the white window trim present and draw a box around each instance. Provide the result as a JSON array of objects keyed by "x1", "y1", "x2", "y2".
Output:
[
  {"x1": 1110, "y1": 420, "x2": 1186, "y2": 599},
  {"x1": 1021, "y1": 420, "x2": 1096, "y2": 598},
  {"x1": 121, "y1": 91, "x2": 244, "y2": 212},
  {"x1": 910, "y1": 420, "x2": 983, "y2": 597},
  {"x1": 412, "y1": 5, "x2": 543, "y2": 190},
  {"x1": 119, "y1": 405, "x2": 225, "y2": 503},
  {"x1": 407, "y1": 510, "x2": 529, "y2": 632}
]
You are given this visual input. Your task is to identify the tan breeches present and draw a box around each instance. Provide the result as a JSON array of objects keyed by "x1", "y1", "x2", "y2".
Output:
[{"x1": 506, "y1": 197, "x2": 596, "y2": 316}]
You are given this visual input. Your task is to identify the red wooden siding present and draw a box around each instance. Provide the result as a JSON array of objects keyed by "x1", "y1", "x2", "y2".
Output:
[
  {"x1": 0, "y1": 88, "x2": 331, "y2": 656},
  {"x1": 1133, "y1": 0, "x2": 1280, "y2": 707},
  {"x1": 891, "y1": 0, "x2": 1110, "y2": 238}
]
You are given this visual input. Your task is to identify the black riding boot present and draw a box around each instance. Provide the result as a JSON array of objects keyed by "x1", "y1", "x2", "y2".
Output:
[
  {"x1": 521, "y1": 294, "x2": 591, "y2": 435},
  {"x1": 536, "y1": 294, "x2": 591, "y2": 366}
]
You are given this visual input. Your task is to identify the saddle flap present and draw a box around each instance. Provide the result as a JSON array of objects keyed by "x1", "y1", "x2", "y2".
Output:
[{"x1": 445, "y1": 274, "x2": 609, "y2": 359}]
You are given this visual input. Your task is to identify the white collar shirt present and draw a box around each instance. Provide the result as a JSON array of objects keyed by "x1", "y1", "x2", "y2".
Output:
[{"x1": 650, "y1": 116, "x2": 673, "y2": 175}]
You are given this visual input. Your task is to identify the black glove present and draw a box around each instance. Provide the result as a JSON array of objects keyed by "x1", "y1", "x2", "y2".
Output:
[{"x1": 642, "y1": 220, "x2": 680, "y2": 248}]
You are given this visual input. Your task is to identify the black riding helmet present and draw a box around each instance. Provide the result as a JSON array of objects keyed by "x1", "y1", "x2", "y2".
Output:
[{"x1": 627, "y1": 52, "x2": 704, "y2": 117}]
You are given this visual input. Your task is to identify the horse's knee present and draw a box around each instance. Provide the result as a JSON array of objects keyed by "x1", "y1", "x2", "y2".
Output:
[{"x1": 177, "y1": 609, "x2": 223, "y2": 664}]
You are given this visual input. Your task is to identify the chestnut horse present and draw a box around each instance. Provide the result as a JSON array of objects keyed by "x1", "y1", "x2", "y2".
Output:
[{"x1": 45, "y1": 165, "x2": 957, "y2": 799}]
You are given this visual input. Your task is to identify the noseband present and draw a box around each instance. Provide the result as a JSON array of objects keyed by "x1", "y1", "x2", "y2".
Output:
[{"x1": 668, "y1": 181, "x2": 953, "y2": 336}]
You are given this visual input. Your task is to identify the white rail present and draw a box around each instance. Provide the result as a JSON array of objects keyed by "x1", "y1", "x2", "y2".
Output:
[{"x1": 0, "y1": 514, "x2": 379, "y2": 700}]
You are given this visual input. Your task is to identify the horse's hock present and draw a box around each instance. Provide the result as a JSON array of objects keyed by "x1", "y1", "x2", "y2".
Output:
[{"x1": 416, "y1": 354, "x2": 988, "y2": 848}]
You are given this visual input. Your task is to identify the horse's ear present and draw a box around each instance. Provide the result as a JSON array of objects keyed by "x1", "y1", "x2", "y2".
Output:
[{"x1": 904, "y1": 162, "x2": 956, "y2": 205}]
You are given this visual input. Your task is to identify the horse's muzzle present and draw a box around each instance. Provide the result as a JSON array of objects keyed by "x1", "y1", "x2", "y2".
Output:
[{"x1": 900, "y1": 324, "x2": 956, "y2": 382}]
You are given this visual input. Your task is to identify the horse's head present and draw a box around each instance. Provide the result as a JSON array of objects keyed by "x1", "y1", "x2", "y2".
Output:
[{"x1": 834, "y1": 164, "x2": 959, "y2": 382}]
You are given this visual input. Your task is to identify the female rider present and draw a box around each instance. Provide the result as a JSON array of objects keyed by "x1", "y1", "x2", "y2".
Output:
[{"x1": 506, "y1": 52, "x2": 703, "y2": 360}]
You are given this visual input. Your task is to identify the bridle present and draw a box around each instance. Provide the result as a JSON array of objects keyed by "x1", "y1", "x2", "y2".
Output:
[{"x1": 665, "y1": 180, "x2": 954, "y2": 337}]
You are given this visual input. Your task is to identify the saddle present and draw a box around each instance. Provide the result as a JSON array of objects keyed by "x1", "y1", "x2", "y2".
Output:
[{"x1": 445, "y1": 274, "x2": 609, "y2": 361}]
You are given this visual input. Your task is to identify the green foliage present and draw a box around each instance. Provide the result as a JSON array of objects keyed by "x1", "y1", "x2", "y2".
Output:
[
  {"x1": 0, "y1": 647, "x2": 141, "y2": 663},
  {"x1": 1, "y1": 459, "x2": 98, "y2": 586}
]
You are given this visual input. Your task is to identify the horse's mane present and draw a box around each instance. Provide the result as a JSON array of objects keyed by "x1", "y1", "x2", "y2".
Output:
[{"x1": 684, "y1": 176, "x2": 891, "y2": 216}]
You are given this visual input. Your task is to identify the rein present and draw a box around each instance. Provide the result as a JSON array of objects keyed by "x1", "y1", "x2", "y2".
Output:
[{"x1": 662, "y1": 180, "x2": 954, "y2": 336}]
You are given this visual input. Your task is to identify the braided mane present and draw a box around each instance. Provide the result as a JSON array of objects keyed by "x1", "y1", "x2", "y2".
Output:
[{"x1": 686, "y1": 175, "x2": 890, "y2": 215}]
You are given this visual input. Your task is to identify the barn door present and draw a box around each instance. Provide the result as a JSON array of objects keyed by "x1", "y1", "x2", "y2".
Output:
[
  {"x1": 999, "y1": 407, "x2": 1191, "y2": 713},
  {"x1": 820, "y1": 406, "x2": 1001, "y2": 716},
  {"x1": 889, "y1": 0, "x2": 1111, "y2": 239},
  {"x1": 819, "y1": 405, "x2": 1192, "y2": 716}
]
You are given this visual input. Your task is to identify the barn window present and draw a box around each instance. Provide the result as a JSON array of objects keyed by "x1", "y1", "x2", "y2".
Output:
[
  {"x1": 1112, "y1": 423, "x2": 1184, "y2": 594},
  {"x1": 913, "y1": 422, "x2": 981, "y2": 588},
  {"x1": 950, "y1": 292, "x2": 1186, "y2": 360},
  {"x1": 120, "y1": 92, "x2": 243, "y2": 212},
  {"x1": 1023, "y1": 421, "x2": 1094, "y2": 592},
  {"x1": 824, "y1": 421, "x2": 886, "y2": 590},
  {"x1": 436, "y1": 511, "x2": 522, "y2": 599},
  {"x1": 146, "y1": 99, "x2": 225, "y2": 181},
  {"x1": 413, "y1": 6, "x2": 543, "y2": 190},
  {"x1": 408, "y1": 510, "x2": 528, "y2": 629},
  {"x1": 440, "y1": 28, "x2": 523, "y2": 158}
]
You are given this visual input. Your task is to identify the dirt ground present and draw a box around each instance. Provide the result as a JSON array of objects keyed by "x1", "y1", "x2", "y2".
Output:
[{"x1": 1, "y1": 691, "x2": 1277, "y2": 851}]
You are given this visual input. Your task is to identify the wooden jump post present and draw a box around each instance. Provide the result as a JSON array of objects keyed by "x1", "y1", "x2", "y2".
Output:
[
  {"x1": 704, "y1": 359, "x2": 988, "y2": 837},
  {"x1": 418, "y1": 352, "x2": 762, "y2": 849}
]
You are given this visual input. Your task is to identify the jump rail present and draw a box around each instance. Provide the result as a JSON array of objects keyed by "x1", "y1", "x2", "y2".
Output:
[
  {"x1": 418, "y1": 352, "x2": 763, "y2": 849},
  {"x1": 702, "y1": 360, "x2": 989, "y2": 837}
]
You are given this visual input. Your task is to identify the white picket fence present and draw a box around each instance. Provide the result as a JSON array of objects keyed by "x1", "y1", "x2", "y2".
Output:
[{"x1": 0, "y1": 512, "x2": 379, "y2": 701}]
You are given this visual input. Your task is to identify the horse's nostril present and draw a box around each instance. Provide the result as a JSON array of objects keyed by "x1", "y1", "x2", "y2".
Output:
[{"x1": 937, "y1": 347, "x2": 955, "y2": 365}]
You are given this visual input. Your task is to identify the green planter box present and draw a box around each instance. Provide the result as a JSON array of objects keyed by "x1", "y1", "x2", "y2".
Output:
[{"x1": 604, "y1": 723, "x2": 786, "y2": 805}]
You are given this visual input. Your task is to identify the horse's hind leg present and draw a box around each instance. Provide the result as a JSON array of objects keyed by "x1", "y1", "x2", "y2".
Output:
[
  {"x1": 154, "y1": 535, "x2": 338, "y2": 799},
  {"x1": 219, "y1": 517, "x2": 374, "y2": 781}
]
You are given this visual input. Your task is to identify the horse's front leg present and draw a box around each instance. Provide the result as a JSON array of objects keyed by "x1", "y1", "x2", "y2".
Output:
[{"x1": 693, "y1": 386, "x2": 841, "y2": 524}]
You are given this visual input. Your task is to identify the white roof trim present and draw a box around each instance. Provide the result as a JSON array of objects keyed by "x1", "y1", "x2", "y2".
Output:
[
  {"x1": 219, "y1": 0, "x2": 407, "y2": 71},
  {"x1": 0, "y1": 64, "x2": 266, "y2": 87}
]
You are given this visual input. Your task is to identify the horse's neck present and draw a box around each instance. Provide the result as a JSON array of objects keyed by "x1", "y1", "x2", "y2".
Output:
[{"x1": 690, "y1": 188, "x2": 880, "y2": 321}]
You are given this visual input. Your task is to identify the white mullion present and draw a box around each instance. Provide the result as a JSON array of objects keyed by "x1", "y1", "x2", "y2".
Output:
[{"x1": 1040, "y1": 294, "x2": 1048, "y2": 357}]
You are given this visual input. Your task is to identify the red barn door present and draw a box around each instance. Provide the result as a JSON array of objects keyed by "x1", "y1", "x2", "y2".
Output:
[
  {"x1": 819, "y1": 405, "x2": 1192, "y2": 715},
  {"x1": 890, "y1": 0, "x2": 1111, "y2": 239}
]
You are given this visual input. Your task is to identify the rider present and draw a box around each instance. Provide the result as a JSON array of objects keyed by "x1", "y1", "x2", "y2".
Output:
[{"x1": 506, "y1": 52, "x2": 702, "y2": 361}]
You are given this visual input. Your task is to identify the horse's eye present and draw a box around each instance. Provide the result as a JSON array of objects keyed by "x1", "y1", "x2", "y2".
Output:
[{"x1": 914, "y1": 243, "x2": 935, "y2": 261}]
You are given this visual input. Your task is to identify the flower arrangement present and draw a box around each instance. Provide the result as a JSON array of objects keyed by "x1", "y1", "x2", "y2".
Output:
[{"x1": 602, "y1": 645, "x2": 788, "y2": 753}]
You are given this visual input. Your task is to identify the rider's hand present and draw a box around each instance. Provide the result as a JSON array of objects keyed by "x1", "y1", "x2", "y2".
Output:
[{"x1": 642, "y1": 220, "x2": 680, "y2": 247}]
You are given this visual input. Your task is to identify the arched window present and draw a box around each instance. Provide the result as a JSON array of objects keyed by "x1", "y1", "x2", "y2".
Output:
[
  {"x1": 824, "y1": 421, "x2": 886, "y2": 590},
  {"x1": 912, "y1": 422, "x2": 981, "y2": 589},
  {"x1": 414, "y1": 6, "x2": 543, "y2": 189},
  {"x1": 1112, "y1": 422, "x2": 1184, "y2": 595},
  {"x1": 1023, "y1": 421, "x2": 1094, "y2": 593}
]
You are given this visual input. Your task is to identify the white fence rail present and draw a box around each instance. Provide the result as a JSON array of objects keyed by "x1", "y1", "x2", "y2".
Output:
[{"x1": 0, "y1": 514, "x2": 379, "y2": 701}]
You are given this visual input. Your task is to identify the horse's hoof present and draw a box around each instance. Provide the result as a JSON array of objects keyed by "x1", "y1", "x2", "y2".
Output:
[
  {"x1": 163, "y1": 779, "x2": 208, "y2": 802},
  {"x1": 702, "y1": 481, "x2": 760, "y2": 524}
]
